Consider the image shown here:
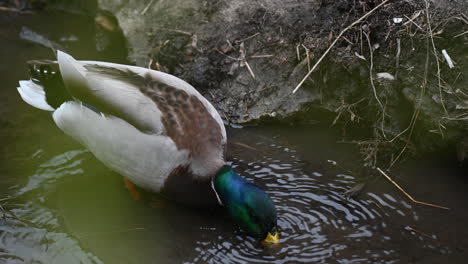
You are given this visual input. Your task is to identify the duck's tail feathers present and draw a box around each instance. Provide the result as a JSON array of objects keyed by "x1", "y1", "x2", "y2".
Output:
[
  {"x1": 56, "y1": 50, "x2": 88, "y2": 95},
  {"x1": 17, "y1": 59, "x2": 72, "y2": 111},
  {"x1": 17, "y1": 80, "x2": 54, "y2": 111}
]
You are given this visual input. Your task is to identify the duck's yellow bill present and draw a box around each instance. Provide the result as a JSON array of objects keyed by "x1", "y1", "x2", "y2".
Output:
[{"x1": 262, "y1": 231, "x2": 280, "y2": 245}]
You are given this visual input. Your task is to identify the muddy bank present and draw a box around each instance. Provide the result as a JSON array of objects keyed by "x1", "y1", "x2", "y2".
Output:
[
  {"x1": 4, "y1": 0, "x2": 468, "y2": 168},
  {"x1": 97, "y1": 0, "x2": 468, "y2": 168}
]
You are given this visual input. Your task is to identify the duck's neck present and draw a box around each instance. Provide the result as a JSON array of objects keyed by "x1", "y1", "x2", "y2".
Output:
[{"x1": 212, "y1": 165, "x2": 255, "y2": 206}]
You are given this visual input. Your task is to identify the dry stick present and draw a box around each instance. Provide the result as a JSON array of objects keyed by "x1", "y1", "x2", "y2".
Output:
[
  {"x1": 388, "y1": 125, "x2": 410, "y2": 143},
  {"x1": 301, "y1": 44, "x2": 311, "y2": 71},
  {"x1": 389, "y1": 36, "x2": 431, "y2": 167},
  {"x1": 244, "y1": 61, "x2": 256, "y2": 79},
  {"x1": 404, "y1": 12, "x2": 424, "y2": 31},
  {"x1": 238, "y1": 32, "x2": 260, "y2": 43},
  {"x1": 454, "y1": 30, "x2": 468, "y2": 38},
  {"x1": 395, "y1": 38, "x2": 401, "y2": 79},
  {"x1": 215, "y1": 48, "x2": 240, "y2": 61},
  {"x1": 364, "y1": 32, "x2": 383, "y2": 108},
  {"x1": 364, "y1": 32, "x2": 387, "y2": 139},
  {"x1": 147, "y1": 58, "x2": 153, "y2": 69},
  {"x1": 233, "y1": 142, "x2": 257, "y2": 151},
  {"x1": 292, "y1": 0, "x2": 390, "y2": 94},
  {"x1": 389, "y1": 109, "x2": 419, "y2": 167},
  {"x1": 377, "y1": 168, "x2": 449, "y2": 210},
  {"x1": 141, "y1": 0, "x2": 156, "y2": 15},
  {"x1": 424, "y1": 0, "x2": 448, "y2": 115},
  {"x1": 296, "y1": 44, "x2": 301, "y2": 61},
  {"x1": 251, "y1": 54, "x2": 273, "y2": 58}
]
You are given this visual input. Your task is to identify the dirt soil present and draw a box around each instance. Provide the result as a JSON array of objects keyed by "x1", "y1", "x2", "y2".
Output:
[
  {"x1": 99, "y1": 0, "x2": 468, "y2": 168},
  {"x1": 3, "y1": 0, "x2": 468, "y2": 168}
]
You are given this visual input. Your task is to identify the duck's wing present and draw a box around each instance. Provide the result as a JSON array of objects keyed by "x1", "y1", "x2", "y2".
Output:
[{"x1": 57, "y1": 51, "x2": 226, "y2": 177}]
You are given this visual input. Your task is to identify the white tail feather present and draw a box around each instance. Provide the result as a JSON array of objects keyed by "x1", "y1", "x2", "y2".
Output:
[
  {"x1": 57, "y1": 50, "x2": 88, "y2": 96},
  {"x1": 17, "y1": 80, "x2": 54, "y2": 111}
]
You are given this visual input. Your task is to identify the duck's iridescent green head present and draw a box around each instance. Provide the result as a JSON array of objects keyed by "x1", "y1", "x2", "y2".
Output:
[{"x1": 213, "y1": 166, "x2": 279, "y2": 244}]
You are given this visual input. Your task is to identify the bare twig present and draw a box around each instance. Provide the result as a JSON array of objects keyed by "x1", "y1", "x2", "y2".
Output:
[
  {"x1": 364, "y1": 32, "x2": 387, "y2": 139},
  {"x1": 301, "y1": 44, "x2": 311, "y2": 71},
  {"x1": 215, "y1": 48, "x2": 240, "y2": 61},
  {"x1": 141, "y1": 0, "x2": 156, "y2": 15},
  {"x1": 148, "y1": 58, "x2": 153, "y2": 69},
  {"x1": 388, "y1": 126, "x2": 411, "y2": 143},
  {"x1": 238, "y1": 32, "x2": 260, "y2": 43},
  {"x1": 169, "y1": 29, "x2": 192, "y2": 36},
  {"x1": 389, "y1": 33, "x2": 431, "y2": 168},
  {"x1": 244, "y1": 61, "x2": 256, "y2": 79},
  {"x1": 290, "y1": 57, "x2": 310, "y2": 77},
  {"x1": 424, "y1": 0, "x2": 448, "y2": 115},
  {"x1": 454, "y1": 30, "x2": 468, "y2": 38},
  {"x1": 239, "y1": 42, "x2": 256, "y2": 79},
  {"x1": 403, "y1": 11, "x2": 424, "y2": 31},
  {"x1": 233, "y1": 142, "x2": 257, "y2": 151},
  {"x1": 395, "y1": 38, "x2": 401, "y2": 79},
  {"x1": 332, "y1": 98, "x2": 365, "y2": 126},
  {"x1": 341, "y1": 36, "x2": 354, "y2": 45},
  {"x1": 377, "y1": 168, "x2": 449, "y2": 210},
  {"x1": 296, "y1": 44, "x2": 301, "y2": 61},
  {"x1": 389, "y1": 108, "x2": 419, "y2": 167},
  {"x1": 251, "y1": 54, "x2": 273, "y2": 58},
  {"x1": 364, "y1": 32, "x2": 384, "y2": 110},
  {"x1": 292, "y1": 0, "x2": 390, "y2": 94}
]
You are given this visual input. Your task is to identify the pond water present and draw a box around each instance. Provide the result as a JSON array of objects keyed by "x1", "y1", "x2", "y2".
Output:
[{"x1": 1, "y1": 10, "x2": 467, "y2": 264}]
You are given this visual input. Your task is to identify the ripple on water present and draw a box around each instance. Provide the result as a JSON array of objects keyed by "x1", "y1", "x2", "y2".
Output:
[
  {"x1": 183, "y1": 135, "x2": 445, "y2": 264},
  {"x1": 5, "y1": 132, "x2": 451, "y2": 263},
  {"x1": 1, "y1": 149, "x2": 102, "y2": 263},
  {"x1": 0, "y1": 216, "x2": 102, "y2": 264},
  {"x1": 16, "y1": 149, "x2": 88, "y2": 196}
]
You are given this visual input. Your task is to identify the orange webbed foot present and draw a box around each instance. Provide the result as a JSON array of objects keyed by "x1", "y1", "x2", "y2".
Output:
[{"x1": 123, "y1": 178, "x2": 142, "y2": 201}]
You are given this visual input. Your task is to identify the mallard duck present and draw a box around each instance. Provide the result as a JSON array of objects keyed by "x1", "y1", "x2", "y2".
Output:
[{"x1": 17, "y1": 51, "x2": 279, "y2": 244}]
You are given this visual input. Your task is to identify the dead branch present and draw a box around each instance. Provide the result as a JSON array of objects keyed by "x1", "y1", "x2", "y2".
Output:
[
  {"x1": 395, "y1": 38, "x2": 401, "y2": 79},
  {"x1": 377, "y1": 168, "x2": 449, "y2": 210},
  {"x1": 141, "y1": 0, "x2": 156, "y2": 15}
]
